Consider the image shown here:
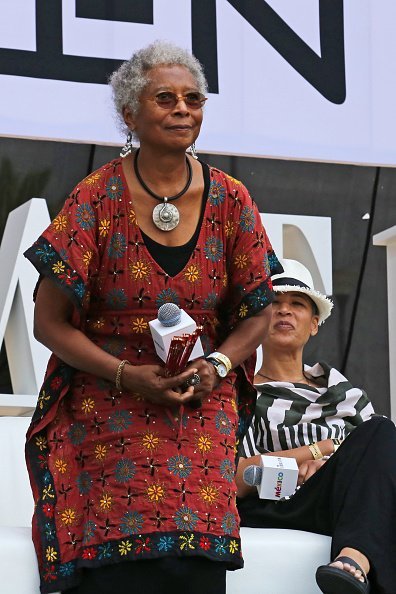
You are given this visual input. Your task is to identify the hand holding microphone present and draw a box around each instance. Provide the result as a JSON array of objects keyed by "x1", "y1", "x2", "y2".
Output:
[
  {"x1": 243, "y1": 455, "x2": 299, "y2": 500},
  {"x1": 120, "y1": 362, "x2": 199, "y2": 407},
  {"x1": 149, "y1": 303, "x2": 206, "y2": 405},
  {"x1": 149, "y1": 303, "x2": 204, "y2": 364}
]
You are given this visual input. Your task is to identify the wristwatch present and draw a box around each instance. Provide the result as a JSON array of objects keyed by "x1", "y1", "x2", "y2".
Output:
[
  {"x1": 206, "y1": 351, "x2": 232, "y2": 378},
  {"x1": 207, "y1": 357, "x2": 228, "y2": 378}
]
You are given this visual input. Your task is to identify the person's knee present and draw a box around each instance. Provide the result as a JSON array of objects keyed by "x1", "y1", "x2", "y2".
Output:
[
  {"x1": 368, "y1": 415, "x2": 393, "y2": 427},
  {"x1": 362, "y1": 415, "x2": 395, "y2": 438}
]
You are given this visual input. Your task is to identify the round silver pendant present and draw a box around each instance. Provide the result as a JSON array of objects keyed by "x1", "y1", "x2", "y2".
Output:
[{"x1": 152, "y1": 202, "x2": 180, "y2": 231}]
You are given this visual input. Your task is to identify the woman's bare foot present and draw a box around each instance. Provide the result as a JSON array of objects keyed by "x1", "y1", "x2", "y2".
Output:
[{"x1": 330, "y1": 547, "x2": 370, "y2": 583}]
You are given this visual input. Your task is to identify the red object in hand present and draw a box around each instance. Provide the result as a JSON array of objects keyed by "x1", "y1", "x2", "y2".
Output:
[{"x1": 165, "y1": 326, "x2": 203, "y2": 377}]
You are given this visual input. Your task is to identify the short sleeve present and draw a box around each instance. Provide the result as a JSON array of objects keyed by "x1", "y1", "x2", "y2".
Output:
[
  {"x1": 24, "y1": 181, "x2": 100, "y2": 312},
  {"x1": 223, "y1": 177, "x2": 283, "y2": 325},
  {"x1": 239, "y1": 423, "x2": 261, "y2": 457}
]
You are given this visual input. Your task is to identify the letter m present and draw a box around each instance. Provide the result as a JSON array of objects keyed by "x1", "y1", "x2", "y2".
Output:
[{"x1": 0, "y1": 199, "x2": 51, "y2": 413}]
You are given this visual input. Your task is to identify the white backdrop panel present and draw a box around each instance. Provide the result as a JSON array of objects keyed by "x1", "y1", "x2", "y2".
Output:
[{"x1": 0, "y1": 0, "x2": 395, "y2": 165}]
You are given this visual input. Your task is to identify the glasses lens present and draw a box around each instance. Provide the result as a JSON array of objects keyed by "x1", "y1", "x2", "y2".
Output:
[
  {"x1": 155, "y1": 92, "x2": 177, "y2": 108},
  {"x1": 184, "y1": 93, "x2": 205, "y2": 108},
  {"x1": 154, "y1": 92, "x2": 206, "y2": 109}
]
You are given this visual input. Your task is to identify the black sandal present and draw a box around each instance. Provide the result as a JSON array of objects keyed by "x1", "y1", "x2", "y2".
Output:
[{"x1": 316, "y1": 555, "x2": 370, "y2": 593}]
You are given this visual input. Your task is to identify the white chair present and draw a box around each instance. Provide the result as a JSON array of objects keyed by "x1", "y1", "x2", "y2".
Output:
[
  {"x1": 0, "y1": 416, "x2": 331, "y2": 594},
  {"x1": 0, "y1": 416, "x2": 41, "y2": 594},
  {"x1": 227, "y1": 527, "x2": 331, "y2": 594}
]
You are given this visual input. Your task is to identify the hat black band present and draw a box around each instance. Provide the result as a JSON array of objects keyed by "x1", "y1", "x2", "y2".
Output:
[{"x1": 272, "y1": 277, "x2": 310, "y2": 290}]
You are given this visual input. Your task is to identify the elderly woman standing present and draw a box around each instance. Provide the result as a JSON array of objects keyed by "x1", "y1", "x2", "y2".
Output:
[{"x1": 24, "y1": 41, "x2": 281, "y2": 594}]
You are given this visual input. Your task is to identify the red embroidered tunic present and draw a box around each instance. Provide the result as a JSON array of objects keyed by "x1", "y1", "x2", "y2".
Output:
[{"x1": 24, "y1": 159, "x2": 281, "y2": 593}]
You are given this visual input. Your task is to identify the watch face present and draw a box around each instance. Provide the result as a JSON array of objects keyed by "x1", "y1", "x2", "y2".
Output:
[
  {"x1": 215, "y1": 362, "x2": 227, "y2": 377},
  {"x1": 207, "y1": 357, "x2": 227, "y2": 378}
]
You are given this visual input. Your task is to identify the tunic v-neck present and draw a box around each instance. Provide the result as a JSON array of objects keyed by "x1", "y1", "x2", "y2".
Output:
[{"x1": 140, "y1": 161, "x2": 210, "y2": 277}]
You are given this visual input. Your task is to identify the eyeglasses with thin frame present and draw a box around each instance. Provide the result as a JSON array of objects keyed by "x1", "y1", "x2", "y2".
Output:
[{"x1": 143, "y1": 91, "x2": 207, "y2": 110}]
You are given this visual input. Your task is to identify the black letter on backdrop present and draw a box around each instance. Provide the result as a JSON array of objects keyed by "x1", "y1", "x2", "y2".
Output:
[
  {"x1": 227, "y1": 0, "x2": 346, "y2": 104},
  {"x1": 75, "y1": 0, "x2": 153, "y2": 24},
  {"x1": 0, "y1": 1, "x2": 122, "y2": 83},
  {"x1": 191, "y1": 0, "x2": 219, "y2": 93},
  {"x1": 0, "y1": 0, "x2": 220, "y2": 91},
  {"x1": 0, "y1": 0, "x2": 345, "y2": 103}
]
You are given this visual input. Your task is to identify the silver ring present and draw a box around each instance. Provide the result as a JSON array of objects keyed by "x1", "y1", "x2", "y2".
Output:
[{"x1": 186, "y1": 373, "x2": 201, "y2": 387}]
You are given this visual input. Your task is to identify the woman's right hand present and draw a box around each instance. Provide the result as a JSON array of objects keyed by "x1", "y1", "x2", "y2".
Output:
[
  {"x1": 298, "y1": 459, "x2": 327, "y2": 486},
  {"x1": 121, "y1": 364, "x2": 199, "y2": 406}
]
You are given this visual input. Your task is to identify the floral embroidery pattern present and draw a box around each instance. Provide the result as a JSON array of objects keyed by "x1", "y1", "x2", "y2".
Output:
[
  {"x1": 239, "y1": 206, "x2": 255, "y2": 232},
  {"x1": 130, "y1": 317, "x2": 148, "y2": 334},
  {"x1": 147, "y1": 483, "x2": 165, "y2": 502},
  {"x1": 219, "y1": 459, "x2": 235, "y2": 483},
  {"x1": 120, "y1": 511, "x2": 144, "y2": 535},
  {"x1": 114, "y1": 458, "x2": 136, "y2": 483},
  {"x1": 106, "y1": 176, "x2": 124, "y2": 200},
  {"x1": 52, "y1": 214, "x2": 68, "y2": 233},
  {"x1": 99, "y1": 218, "x2": 111, "y2": 236},
  {"x1": 168, "y1": 455, "x2": 193, "y2": 478},
  {"x1": 108, "y1": 233, "x2": 127, "y2": 258},
  {"x1": 199, "y1": 483, "x2": 220, "y2": 505},
  {"x1": 106, "y1": 288, "x2": 128, "y2": 310},
  {"x1": 204, "y1": 237, "x2": 223, "y2": 262},
  {"x1": 129, "y1": 260, "x2": 151, "y2": 280},
  {"x1": 184, "y1": 264, "x2": 201, "y2": 283},
  {"x1": 221, "y1": 512, "x2": 237, "y2": 535},
  {"x1": 108, "y1": 410, "x2": 132, "y2": 433},
  {"x1": 76, "y1": 471, "x2": 93, "y2": 495},
  {"x1": 76, "y1": 203, "x2": 95, "y2": 230},
  {"x1": 209, "y1": 180, "x2": 226, "y2": 206},
  {"x1": 156, "y1": 288, "x2": 179, "y2": 308},
  {"x1": 215, "y1": 411, "x2": 233, "y2": 435},
  {"x1": 174, "y1": 507, "x2": 199, "y2": 531}
]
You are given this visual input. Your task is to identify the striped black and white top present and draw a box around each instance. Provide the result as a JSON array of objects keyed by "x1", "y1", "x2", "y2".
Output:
[{"x1": 241, "y1": 361, "x2": 375, "y2": 457}]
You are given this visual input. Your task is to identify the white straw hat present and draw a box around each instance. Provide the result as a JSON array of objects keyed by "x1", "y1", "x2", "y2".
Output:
[{"x1": 271, "y1": 259, "x2": 333, "y2": 325}]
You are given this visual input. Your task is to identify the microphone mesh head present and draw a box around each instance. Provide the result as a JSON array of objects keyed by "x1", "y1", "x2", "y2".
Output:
[
  {"x1": 243, "y1": 465, "x2": 262, "y2": 487},
  {"x1": 158, "y1": 303, "x2": 181, "y2": 327}
]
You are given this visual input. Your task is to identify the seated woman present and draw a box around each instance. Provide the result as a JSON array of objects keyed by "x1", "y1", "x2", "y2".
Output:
[{"x1": 236, "y1": 259, "x2": 396, "y2": 594}]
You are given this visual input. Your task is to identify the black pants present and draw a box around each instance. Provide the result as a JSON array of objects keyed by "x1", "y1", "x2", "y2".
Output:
[
  {"x1": 237, "y1": 416, "x2": 396, "y2": 594},
  {"x1": 63, "y1": 557, "x2": 227, "y2": 594}
]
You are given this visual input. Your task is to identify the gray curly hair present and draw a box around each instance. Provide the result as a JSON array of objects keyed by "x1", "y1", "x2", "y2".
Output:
[{"x1": 109, "y1": 40, "x2": 208, "y2": 134}]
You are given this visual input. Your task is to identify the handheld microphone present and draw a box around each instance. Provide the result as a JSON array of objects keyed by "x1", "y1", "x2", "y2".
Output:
[
  {"x1": 149, "y1": 304, "x2": 204, "y2": 363},
  {"x1": 242, "y1": 456, "x2": 298, "y2": 500},
  {"x1": 157, "y1": 303, "x2": 181, "y2": 327},
  {"x1": 243, "y1": 464, "x2": 263, "y2": 487}
]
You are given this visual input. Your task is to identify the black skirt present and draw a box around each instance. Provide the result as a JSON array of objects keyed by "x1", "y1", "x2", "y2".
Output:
[
  {"x1": 237, "y1": 416, "x2": 396, "y2": 594},
  {"x1": 63, "y1": 556, "x2": 227, "y2": 594}
]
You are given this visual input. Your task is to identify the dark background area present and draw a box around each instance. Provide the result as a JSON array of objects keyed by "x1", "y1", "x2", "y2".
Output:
[{"x1": 0, "y1": 136, "x2": 394, "y2": 415}]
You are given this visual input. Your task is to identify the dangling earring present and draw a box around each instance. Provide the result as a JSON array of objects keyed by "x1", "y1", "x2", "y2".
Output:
[
  {"x1": 120, "y1": 131, "x2": 133, "y2": 158},
  {"x1": 188, "y1": 142, "x2": 198, "y2": 160}
]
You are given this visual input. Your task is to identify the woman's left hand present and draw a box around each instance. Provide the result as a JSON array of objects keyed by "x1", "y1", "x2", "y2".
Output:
[
  {"x1": 184, "y1": 358, "x2": 219, "y2": 401},
  {"x1": 298, "y1": 459, "x2": 327, "y2": 486}
]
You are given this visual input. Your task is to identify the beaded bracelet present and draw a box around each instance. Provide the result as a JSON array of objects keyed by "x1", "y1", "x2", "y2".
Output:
[{"x1": 115, "y1": 360, "x2": 130, "y2": 391}]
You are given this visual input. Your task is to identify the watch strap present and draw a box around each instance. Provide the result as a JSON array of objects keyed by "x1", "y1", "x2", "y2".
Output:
[{"x1": 206, "y1": 351, "x2": 232, "y2": 374}]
